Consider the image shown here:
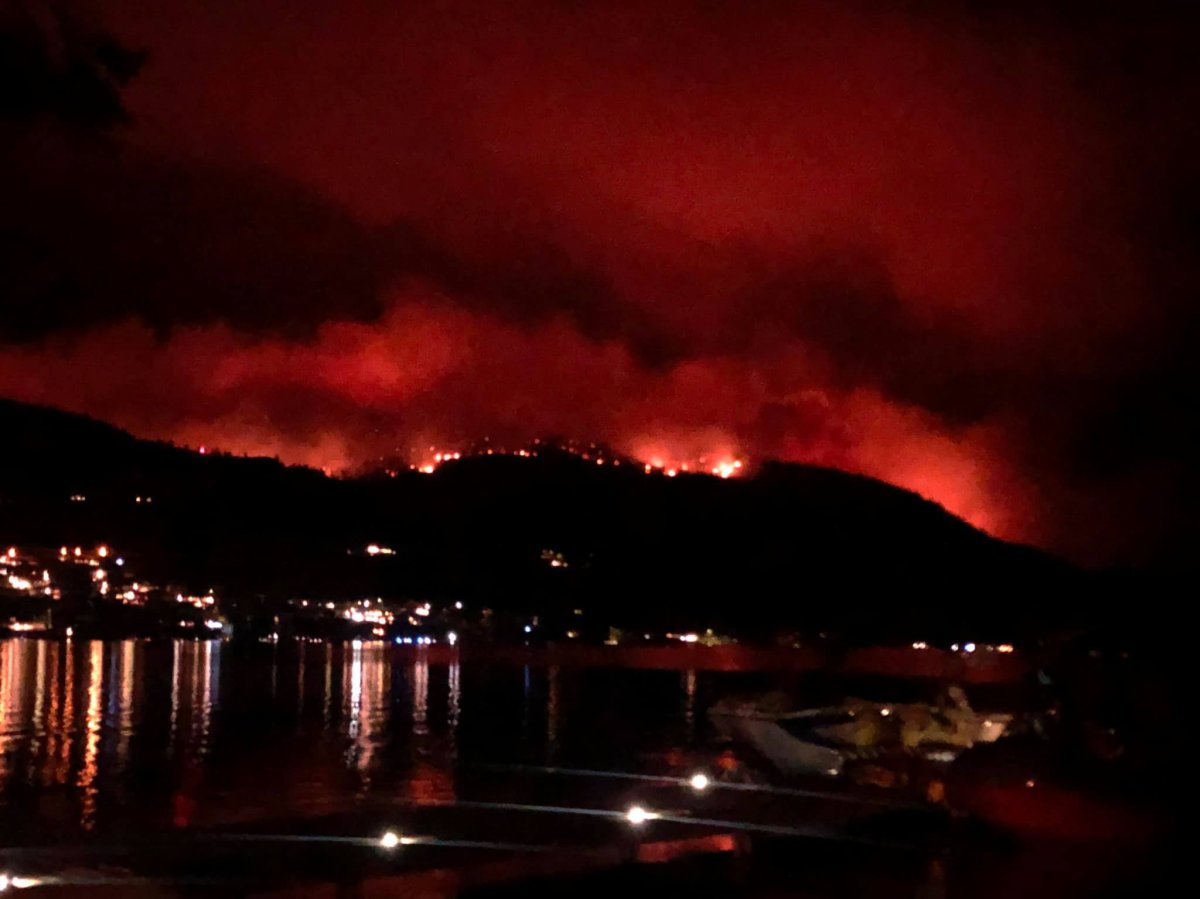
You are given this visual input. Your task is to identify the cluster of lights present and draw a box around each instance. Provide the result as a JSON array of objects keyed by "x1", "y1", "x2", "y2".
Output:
[
  {"x1": 4, "y1": 622, "x2": 44, "y2": 633},
  {"x1": 55, "y1": 545, "x2": 123, "y2": 568},
  {"x1": 344, "y1": 600, "x2": 395, "y2": 625},
  {"x1": 2, "y1": 547, "x2": 57, "y2": 598},
  {"x1": 948, "y1": 642, "x2": 1016, "y2": 654},
  {"x1": 115, "y1": 581, "x2": 154, "y2": 605},
  {"x1": 540, "y1": 549, "x2": 569, "y2": 569},
  {"x1": 318, "y1": 597, "x2": 461, "y2": 641},
  {"x1": 9, "y1": 544, "x2": 202, "y2": 610},
  {"x1": 365, "y1": 544, "x2": 396, "y2": 556},
  {"x1": 394, "y1": 635, "x2": 437, "y2": 645},
  {"x1": 175, "y1": 591, "x2": 217, "y2": 609},
  {"x1": 657, "y1": 628, "x2": 729, "y2": 647}
]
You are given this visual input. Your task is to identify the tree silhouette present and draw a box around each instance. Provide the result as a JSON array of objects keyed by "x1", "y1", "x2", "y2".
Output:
[{"x1": 1, "y1": 0, "x2": 144, "y2": 127}]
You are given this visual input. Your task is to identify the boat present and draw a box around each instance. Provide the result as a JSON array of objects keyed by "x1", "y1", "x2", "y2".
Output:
[{"x1": 708, "y1": 687, "x2": 1012, "y2": 781}]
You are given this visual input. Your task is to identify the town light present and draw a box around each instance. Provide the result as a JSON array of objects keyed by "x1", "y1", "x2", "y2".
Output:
[{"x1": 689, "y1": 772, "x2": 710, "y2": 792}]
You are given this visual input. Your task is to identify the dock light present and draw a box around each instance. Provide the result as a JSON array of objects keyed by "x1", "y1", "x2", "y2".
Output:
[
  {"x1": 625, "y1": 806, "x2": 657, "y2": 825},
  {"x1": 964, "y1": 642, "x2": 976, "y2": 653},
  {"x1": 689, "y1": 772, "x2": 710, "y2": 792},
  {"x1": 880, "y1": 707, "x2": 892, "y2": 717},
  {"x1": 380, "y1": 830, "x2": 417, "y2": 849},
  {"x1": 0, "y1": 873, "x2": 39, "y2": 891}
]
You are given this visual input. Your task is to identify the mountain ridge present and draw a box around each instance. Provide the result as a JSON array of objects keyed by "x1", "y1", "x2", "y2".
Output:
[{"x1": 1, "y1": 398, "x2": 1087, "y2": 640}]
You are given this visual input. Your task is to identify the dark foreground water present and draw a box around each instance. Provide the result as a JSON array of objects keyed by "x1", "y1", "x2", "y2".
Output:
[
  {"x1": 0, "y1": 638, "x2": 1175, "y2": 898},
  {"x1": 0, "y1": 637, "x2": 779, "y2": 840}
]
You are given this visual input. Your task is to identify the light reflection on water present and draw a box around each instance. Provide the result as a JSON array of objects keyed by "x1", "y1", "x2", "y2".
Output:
[
  {"x1": 0, "y1": 637, "x2": 731, "y2": 839},
  {"x1": 76, "y1": 641, "x2": 102, "y2": 829}
]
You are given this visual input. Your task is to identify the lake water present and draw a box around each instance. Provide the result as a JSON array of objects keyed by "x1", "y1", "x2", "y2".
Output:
[
  {"x1": 0, "y1": 637, "x2": 779, "y2": 842},
  {"x1": 1, "y1": 638, "x2": 1177, "y2": 898}
]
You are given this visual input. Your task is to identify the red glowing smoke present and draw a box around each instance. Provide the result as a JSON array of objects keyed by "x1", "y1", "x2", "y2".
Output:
[
  {"x1": 2, "y1": 1, "x2": 1195, "y2": 567},
  {"x1": 0, "y1": 296, "x2": 1037, "y2": 542}
]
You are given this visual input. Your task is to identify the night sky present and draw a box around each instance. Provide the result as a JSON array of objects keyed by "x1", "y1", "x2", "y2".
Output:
[{"x1": 2, "y1": 1, "x2": 1195, "y2": 568}]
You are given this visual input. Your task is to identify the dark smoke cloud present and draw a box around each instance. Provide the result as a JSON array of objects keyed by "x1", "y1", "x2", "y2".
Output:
[{"x1": 0, "y1": 0, "x2": 1196, "y2": 569}]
